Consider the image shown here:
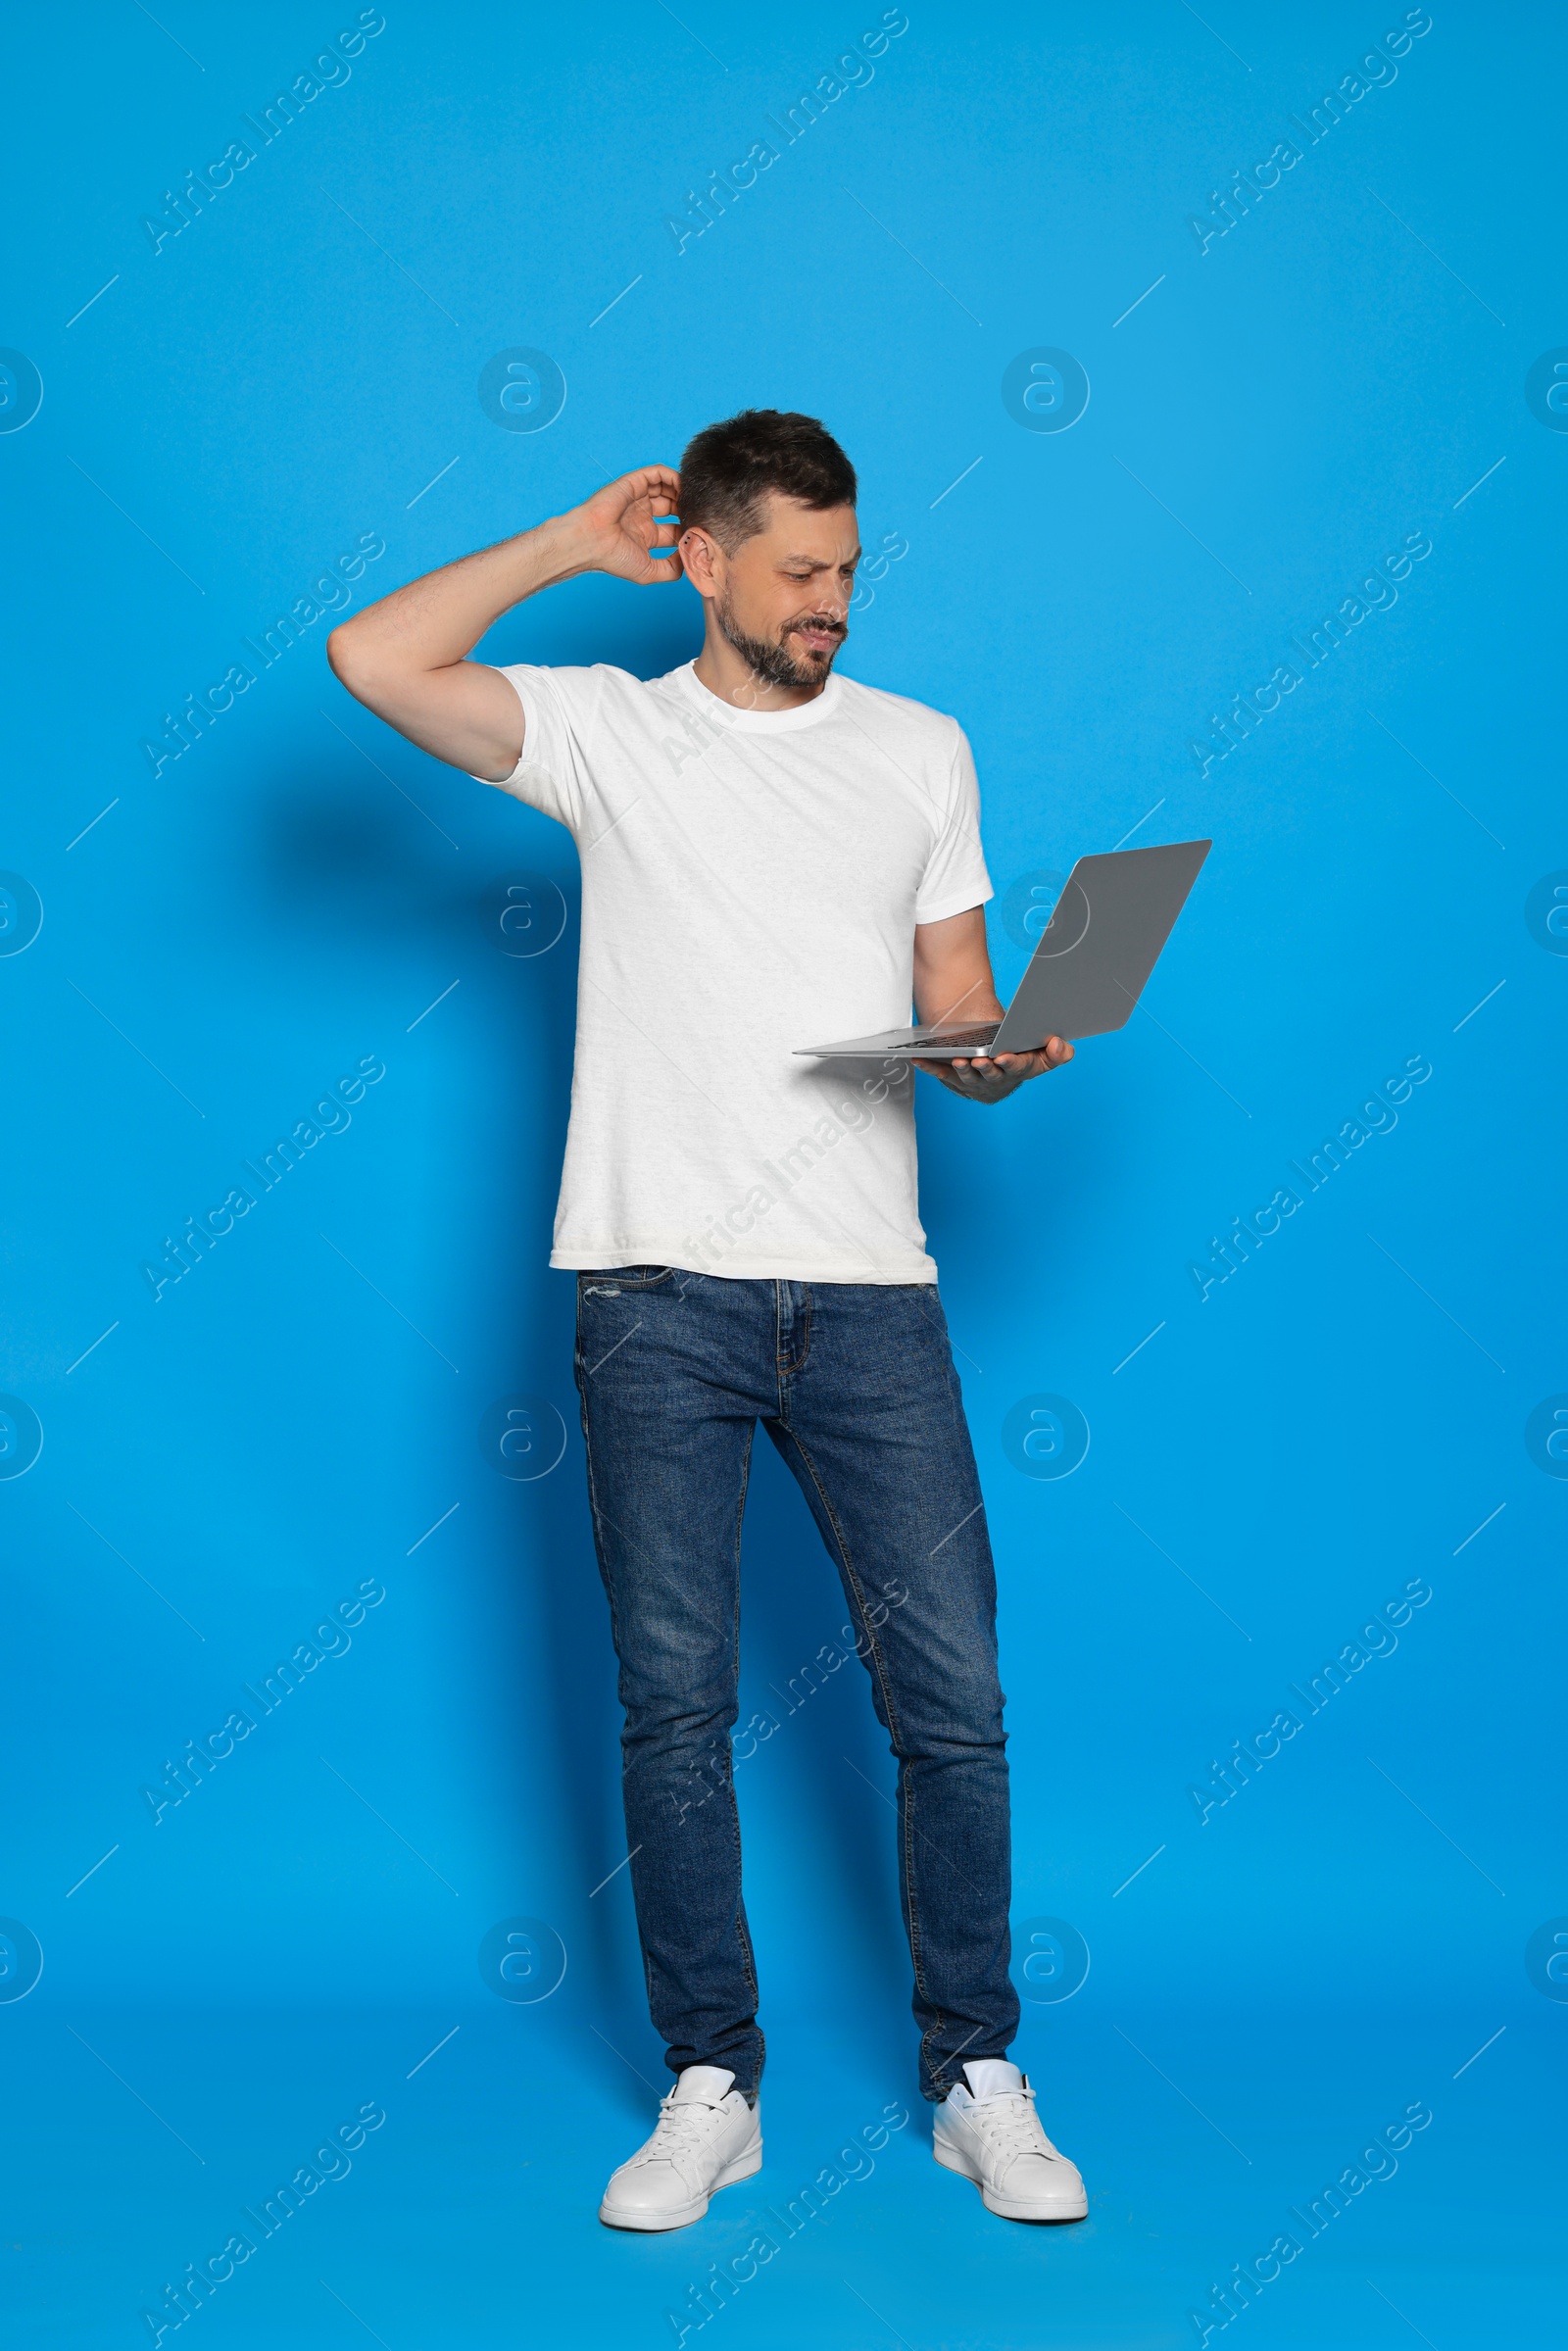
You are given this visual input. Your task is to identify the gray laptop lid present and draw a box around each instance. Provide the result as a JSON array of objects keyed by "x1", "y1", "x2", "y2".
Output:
[{"x1": 992, "y1": 839, "x2": 1211, "y2": 1049}]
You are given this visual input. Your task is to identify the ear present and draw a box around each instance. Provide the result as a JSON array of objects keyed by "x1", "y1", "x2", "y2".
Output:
[{"x1": 679, "y1": 525, "x2": 723, "y2": 598}]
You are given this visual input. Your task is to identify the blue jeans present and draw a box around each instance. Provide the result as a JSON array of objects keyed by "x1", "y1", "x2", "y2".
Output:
[{"x1": 574, "y1": 1270, "x2": 1018, "y2": 2105}]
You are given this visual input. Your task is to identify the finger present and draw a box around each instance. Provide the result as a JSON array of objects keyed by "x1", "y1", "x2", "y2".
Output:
[
  {"x1": 994, "y1": 1042, "x2": 1067, "y2": 1077},
  {"x1": 627, "y1": 464, "x2": 679, "y2": 495},
  {"x1": 610, "y1": 467, "x2": 680, "y2": 519}
]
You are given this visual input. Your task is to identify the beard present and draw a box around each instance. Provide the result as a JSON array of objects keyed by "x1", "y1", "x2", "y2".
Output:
[{"x1": 715, "y1": 588, "x2": 847, "y2": 692}]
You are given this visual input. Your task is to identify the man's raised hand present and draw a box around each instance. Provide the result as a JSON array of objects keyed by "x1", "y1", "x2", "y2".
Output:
[
  {"x1": 327, "y1": 465, "x2": 684, "y2": 783},
  {"x1": 573, "y1": 466, "x2": 683, "y2": 586}
]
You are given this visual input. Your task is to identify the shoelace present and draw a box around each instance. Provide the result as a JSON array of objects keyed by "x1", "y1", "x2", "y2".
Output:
[
  {"x1": 630, "y1": 2092, "x2": 723, "y2": 2171},
  {"x1": 969, "y1": 2083, "x2": 1058, "y2": 2164}
]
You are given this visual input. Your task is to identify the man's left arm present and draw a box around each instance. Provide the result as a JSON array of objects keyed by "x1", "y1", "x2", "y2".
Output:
[{"x1": 910, "y1": 906, "x2": 1073, "y2": 1102}]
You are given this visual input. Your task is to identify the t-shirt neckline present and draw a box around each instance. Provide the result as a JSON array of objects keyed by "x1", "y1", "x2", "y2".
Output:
[{"x1": 668, "y1": 660, "x2": 844, "y2": 734}]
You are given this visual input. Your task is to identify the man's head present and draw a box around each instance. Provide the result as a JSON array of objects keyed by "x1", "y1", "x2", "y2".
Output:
[{"x1": 677, "y1": 410, "x2": 858, "y2": 693}]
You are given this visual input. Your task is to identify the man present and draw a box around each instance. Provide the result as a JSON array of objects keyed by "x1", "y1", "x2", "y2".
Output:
[{"x1": 329, "y1": 409, "x2": 1087, "y2": 2229}]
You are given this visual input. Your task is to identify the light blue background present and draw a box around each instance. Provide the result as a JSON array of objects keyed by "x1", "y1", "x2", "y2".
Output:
[{"x1": 1, "y1": 3, "x2": 1562, "y2": 2343}]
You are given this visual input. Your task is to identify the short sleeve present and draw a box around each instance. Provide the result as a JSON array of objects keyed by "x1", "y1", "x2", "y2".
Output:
[
  {"x1": 914, "y1": 727, "x2": 993, "y2": 923},
  {"x1": 476, "y1": 663, "x2": 594, "y2": 831}
]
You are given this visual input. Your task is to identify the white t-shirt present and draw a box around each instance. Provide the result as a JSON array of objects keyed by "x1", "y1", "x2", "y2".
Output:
[{"x1": 483, "y1": 659, "x2": 993, "y2": 1283}]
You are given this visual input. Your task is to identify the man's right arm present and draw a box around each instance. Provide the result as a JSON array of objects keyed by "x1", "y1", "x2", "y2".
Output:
[{"x1": 326, "y1": 466, "x2": 682, "y2": 782}]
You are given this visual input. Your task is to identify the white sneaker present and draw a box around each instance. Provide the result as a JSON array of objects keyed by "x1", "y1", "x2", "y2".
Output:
[
  {"x1": 598, "y1": 2065, "x2": 761, "y2": 2231},
  {"x1": 933, "y1": 2060, "x2": 1088, "y2": 2222}
]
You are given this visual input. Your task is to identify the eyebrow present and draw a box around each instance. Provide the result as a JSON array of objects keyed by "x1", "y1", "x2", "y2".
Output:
[{"x1": 779, "y1": 549, "x2": 862, "y2": 567}]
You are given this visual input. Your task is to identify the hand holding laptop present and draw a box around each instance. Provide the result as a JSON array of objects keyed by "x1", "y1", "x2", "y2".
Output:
[
  {"x1": 797, "y1": 840, "x2": 1211, "y2": 1085},
  {"x1": 914, "y1": 1032, "x2": 1074, "y2": 1101}
]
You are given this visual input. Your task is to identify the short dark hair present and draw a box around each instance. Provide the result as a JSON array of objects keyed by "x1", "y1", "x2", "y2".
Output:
[{"x1": 678, "y1": 409, "x2": 857, "y2": 550}]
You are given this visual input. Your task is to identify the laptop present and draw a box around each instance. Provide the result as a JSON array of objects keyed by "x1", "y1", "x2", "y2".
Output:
[{"x1": 796, "y1": 838, "x2": 1211, "y2": 1061}]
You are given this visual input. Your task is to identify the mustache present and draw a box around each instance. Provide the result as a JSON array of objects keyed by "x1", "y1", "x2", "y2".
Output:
[{"x1": 786, "y1": 613, "x2": 847, "y2": 641}]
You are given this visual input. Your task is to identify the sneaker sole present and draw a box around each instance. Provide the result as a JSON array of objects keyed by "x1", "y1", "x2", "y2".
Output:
[
  {"x1": 599, "y1": 2139, "x2": 762, "y2": 2232},
  {"x1": 933, "y1": 2138, "x2": 1088, "y2": 2224}
]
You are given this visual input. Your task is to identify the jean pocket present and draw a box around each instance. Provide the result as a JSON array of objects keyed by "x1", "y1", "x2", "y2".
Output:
[{"x1": 578, "y1": 1264, "x2": 674, "y2": 1294}]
